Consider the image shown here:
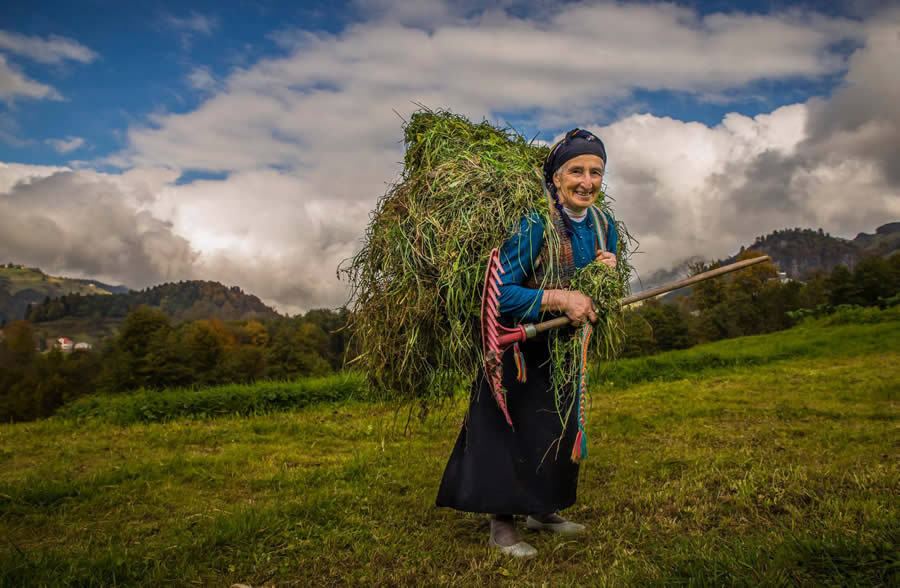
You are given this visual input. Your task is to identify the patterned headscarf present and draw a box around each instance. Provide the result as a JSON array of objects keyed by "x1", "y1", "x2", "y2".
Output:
[{"x1": 542, "y1": 128, "x2": 607, "y2": 188}]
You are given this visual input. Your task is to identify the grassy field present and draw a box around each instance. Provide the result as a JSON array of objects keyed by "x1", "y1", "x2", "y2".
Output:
[{"x1": 1, "y1": 315, "x2": 897, "y2": 586}]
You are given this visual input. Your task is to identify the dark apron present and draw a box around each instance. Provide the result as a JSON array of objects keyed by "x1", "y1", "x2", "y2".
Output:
[{"x1": 436, "y1": 335, "x2": 580, "y2": 515}]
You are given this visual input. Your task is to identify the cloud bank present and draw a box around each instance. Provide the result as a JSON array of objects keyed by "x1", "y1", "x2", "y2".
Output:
[
  {"x1": 0, "y1": 165, "x2": 193, "y2": 289},
  {"x1": 2, "y1": 2, "x2": 898, "y2": 314}
]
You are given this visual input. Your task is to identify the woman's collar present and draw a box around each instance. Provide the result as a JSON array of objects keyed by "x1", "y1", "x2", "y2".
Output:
[{"x1": 563, "y1": 207, "x2": 588, "y2": 222}]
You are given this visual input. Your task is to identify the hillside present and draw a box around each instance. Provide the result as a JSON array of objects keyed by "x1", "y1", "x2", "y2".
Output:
[
  {"x1": 0, "y1": 264, "x2": 125, "y2": 324},
  {"x1": 26, "y1": 280, "x2": 281, "y2": 325},
  {"x1": 634, "y1": 221, "x2": 900, "y2": 295},
  {"x1": 725, "y1": 228, "x2": 860, "y2": 279},
  {"x1": 853, "y1": 221, "x2": 900, "y2": 256},
  {"x1": 2, "y1": 315, "x2": 896, "y2": 585},
  {"x1": 723, "y1": 222, "x2": 900, "y2": 279}
]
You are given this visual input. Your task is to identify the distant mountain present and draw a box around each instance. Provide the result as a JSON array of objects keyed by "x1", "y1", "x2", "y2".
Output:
[
  {"x1": 852, "y1": 222, "x2": 900, "y2": 256},
  {"x1": 26, "y1": 279, "x2": 281, "y2": 324},
  {"x1": 630, "y1": 221, "x2": 899, "y2": 301},
  {"x1": 0, "y1": 264, "x2": 126, "y2": 324},
  {"x1": 722, "y1": 222, "x2": 899, "y2": 279}
]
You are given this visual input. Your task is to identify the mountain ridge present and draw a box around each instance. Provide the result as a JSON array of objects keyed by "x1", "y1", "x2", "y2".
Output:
[
  {"x1": 24, "y1": 279, "x2": 281, "y2": 325},
  {"x1": 632, "y1": 221, "x2": 899, "y2": 293},
  {"x1": 721, "y1": 222, "x2": 899, "y2": 279},
  {"x1": 0, "y1": 264, "x2": 125, "y2": 325}
]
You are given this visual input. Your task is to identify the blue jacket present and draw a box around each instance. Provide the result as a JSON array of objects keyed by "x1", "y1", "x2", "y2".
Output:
[{"x1": 497, "y1": 210, "x2": 618, "y2": 322}]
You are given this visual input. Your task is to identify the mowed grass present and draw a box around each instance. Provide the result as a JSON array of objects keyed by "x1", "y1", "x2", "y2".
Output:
[{"x1": 1, "y1": 320, "x2": 897, "y2": 586}]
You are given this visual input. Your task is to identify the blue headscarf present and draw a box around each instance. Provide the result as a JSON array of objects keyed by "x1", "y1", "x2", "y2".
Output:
[{"x1": 542, "y1": 129, "x2": 608, "y2": 236}]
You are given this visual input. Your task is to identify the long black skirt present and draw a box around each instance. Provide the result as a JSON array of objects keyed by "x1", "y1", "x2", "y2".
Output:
[{"x1": 436, "y1": 336, "x2": 580, "y2": 515}]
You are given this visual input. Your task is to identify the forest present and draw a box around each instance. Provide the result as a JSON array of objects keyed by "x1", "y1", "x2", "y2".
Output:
[
  {"x1": 23, "y1": 280, "x2": 280, "y2": 324},
  {"x1": 621, "y1": 251, "x2": 900, "y2": 357},
  {"x1": 1, "y1": 307, "x2": 350, "y2": 422},
  {"x1": 2, "y1": 251, "x2": 898, "y2": 423}
]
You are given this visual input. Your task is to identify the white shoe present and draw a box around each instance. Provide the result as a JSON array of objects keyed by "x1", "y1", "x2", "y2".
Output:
[
  {"x1": 526, "y1": 515, "x2": 586, "y2": 536},
  {"x1": 489, "y1": 536, "x2": 538, "y2": 559}
]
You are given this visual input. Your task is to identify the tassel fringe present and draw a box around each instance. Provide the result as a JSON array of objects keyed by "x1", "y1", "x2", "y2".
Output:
[
  {"x1": 571, "y1": 323, "x2": 593, "y2": 463},
  {"x1": 513, "y1": 342, "x2": 527, "y2": 383}
]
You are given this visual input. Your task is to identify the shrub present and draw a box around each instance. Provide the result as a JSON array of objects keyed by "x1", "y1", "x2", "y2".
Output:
[{"x1": 56, "y1": 373, "x2": 368, "y2": 425}]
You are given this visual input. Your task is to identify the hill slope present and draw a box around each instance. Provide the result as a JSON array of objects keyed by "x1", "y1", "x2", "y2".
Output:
[
  {"x1": 636, "y1": 221, "x2": 900, "y2": 293},
  {"x1": 724, "y1": 222, "x2": 900, "y2": 280},
  {"x1": 0, "y1": 264, "x2": 124, "y2": 324},
  {"x1": 26, "y1": 279, "x2": 281, "y2": 324},
  {"x1": 2, "y1": 316, "x2": 896, "y2": 585},
  {"x1": 853, "y1": 221, "x2": 900, "y2": 256}
]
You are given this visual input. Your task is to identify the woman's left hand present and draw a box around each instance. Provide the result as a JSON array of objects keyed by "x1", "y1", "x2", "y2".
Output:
[{"x1": 596, "y1": 250, "x2": 617, "y2": 269}]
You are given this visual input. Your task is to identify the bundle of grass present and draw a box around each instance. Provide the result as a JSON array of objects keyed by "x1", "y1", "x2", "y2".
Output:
[{"x1": 341, "y1": 108, "x2": 631, "y2": 412}]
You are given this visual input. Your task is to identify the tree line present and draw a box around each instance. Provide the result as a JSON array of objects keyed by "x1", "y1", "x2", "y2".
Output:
[
  {"x1": 620, "y1": 251, "x2": 900, "y2": 358},
  {"x1": 1, "y1": 308, "x2": 353, "y2": 423},
  {"x1": 25, "y1": 280, "x2": 279, "y2": 323},
  {"x1": 3, "y1": 251, "x2": 898, "y2": 423}
]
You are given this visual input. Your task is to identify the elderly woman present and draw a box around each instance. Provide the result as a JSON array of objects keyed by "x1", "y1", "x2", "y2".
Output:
[{"x1": 436, "y1": 129, "x2": 619, "y2": 559}]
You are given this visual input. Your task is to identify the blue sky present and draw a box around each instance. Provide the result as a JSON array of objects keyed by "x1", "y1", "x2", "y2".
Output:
[
  {"x1": 0, "y1": 0, "x2": 867, "y2": 166},
  {"x1": 1, "y1": 0, "x2": 897, "y2": 312}
]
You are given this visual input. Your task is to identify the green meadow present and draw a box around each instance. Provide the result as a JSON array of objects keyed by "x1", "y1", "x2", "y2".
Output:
[{"x1": 1, "y1": 311, "x2": 897, "y2": 586}]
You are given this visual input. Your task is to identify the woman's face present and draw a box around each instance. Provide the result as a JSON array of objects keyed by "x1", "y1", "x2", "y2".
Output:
[{"x1": 552, "y1": 154, "x2": 605, "y2": 214}]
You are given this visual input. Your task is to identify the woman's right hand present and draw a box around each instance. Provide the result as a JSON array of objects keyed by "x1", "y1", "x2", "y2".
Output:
[{"x1": 541, "y1": 289, "x2": 597, "y2": 326}]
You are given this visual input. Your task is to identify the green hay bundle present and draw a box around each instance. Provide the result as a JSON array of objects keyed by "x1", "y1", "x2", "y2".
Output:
[
  {"x1": 342, "y1": 108, "x2": 631, "y2": 408},
  {"x1": 548, "y1": 260, "x2": 630, "y2": 431}
]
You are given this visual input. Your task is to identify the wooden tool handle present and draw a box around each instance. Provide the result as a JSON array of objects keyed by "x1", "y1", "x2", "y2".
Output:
[{"x1": 530, "y1": 255, "x2": 772, "y2": 336}]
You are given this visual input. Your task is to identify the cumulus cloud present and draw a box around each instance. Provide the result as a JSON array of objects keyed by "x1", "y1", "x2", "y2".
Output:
[
  {"x1": 803, "y1": 12, "x2": 900, "y2": 185},
  {"x1": 592, "y1": 7, "x2": 900, "y2": 278},
  {"x1": 118, "y1": 3, "x2": 859, "y2": 172},
  {"x1": 0, "y1": 163, "x2": 359, "y2": 313},
  {"x1": 92, "y1": 1, "x2": 871, "y2": 310},
  {"x1": 0, "y1": 162, "x2": 68, "y2": 192},
  {"x1": 45, "y1": 136, "x2": 85, "y2": 153},
  {"x1": 7, "y1": 2, "x2": 898, "y2": 313},
  {"x1": 0, "y1": 29, "x2": 98, "y2": 64},
  {"x1": 0, "y1": 165, "x2": 194, "y2": 289},
  {"x1": 145, "y1": 168, "x2": 371, "y2": 313}
]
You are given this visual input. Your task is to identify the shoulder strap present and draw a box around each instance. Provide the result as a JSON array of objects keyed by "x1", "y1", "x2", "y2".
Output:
[{"x1": 589, "y1": 205, "x2": 607, "y2": 253}]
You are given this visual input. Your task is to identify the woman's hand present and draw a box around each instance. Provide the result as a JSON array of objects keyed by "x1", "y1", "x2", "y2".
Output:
[
  {"x1": 596, "y1": 250, "x2": 617, "y2": 269},
  {"x1": 541, "y1": 289, "x2": 597, "y2": 326}
]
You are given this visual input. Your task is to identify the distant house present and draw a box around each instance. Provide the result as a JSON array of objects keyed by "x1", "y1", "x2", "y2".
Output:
[
  {"x1": 56, "y1": 337, "x2": 74, "y2": 352},
  {"x1": 74, "y1": 342, "x2": 92, "y2": 350}
]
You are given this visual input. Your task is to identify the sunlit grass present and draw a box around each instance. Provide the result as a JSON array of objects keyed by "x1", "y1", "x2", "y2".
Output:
[{"x1": 1, "y1": 319, "x2": 897, "y2": 586}]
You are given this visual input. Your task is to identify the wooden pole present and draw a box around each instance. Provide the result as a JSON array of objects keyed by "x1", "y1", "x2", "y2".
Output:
[{"x1": 532, "y1": 255, "x2": 772, "y2": 335}]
